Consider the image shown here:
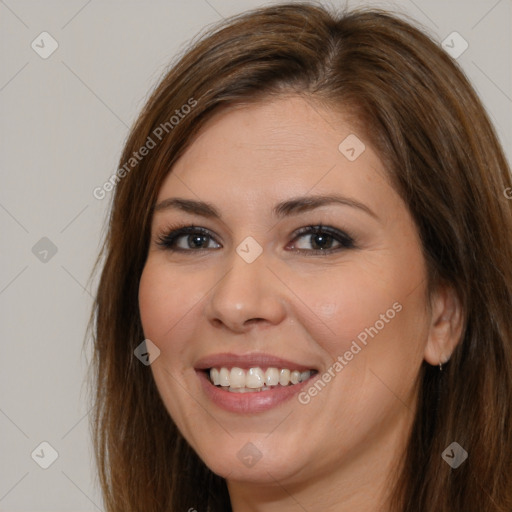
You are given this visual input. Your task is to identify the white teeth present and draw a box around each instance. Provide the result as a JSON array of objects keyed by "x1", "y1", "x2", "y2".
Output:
[
  {"x1": 265, "y1": 367, "x2": 279, "y2": 386},
  {"x1": 230, "y1": 367, "x2": 245, "y2": 389},
  {"x1": 246, "y1": 368, "x2": 265, "y2": 388},
  {"x1": 210, "y1": 368, "x2": 220, "y2": 386},
  {"x1": 228, "y1": 386, "x2": 272, "y2": 393},
  {"x1": 219, "y1": 367, "x2": 230, "y2": 386},
  {"x1": 208, "y1": 366, "x2": 313, "y2": 390},
  {"x1": 279, "y1": 369, "x2": 290, "y2": 386}
]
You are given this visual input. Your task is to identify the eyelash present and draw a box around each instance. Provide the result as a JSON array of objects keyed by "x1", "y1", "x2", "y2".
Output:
[{"x1": 155, "y1": 223, "x2": 356, "y2": 255}]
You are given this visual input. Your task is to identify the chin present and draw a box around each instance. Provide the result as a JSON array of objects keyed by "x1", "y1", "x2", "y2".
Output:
[{"x1": 195, "y1": 438, "x2": 309, "y2": 484}]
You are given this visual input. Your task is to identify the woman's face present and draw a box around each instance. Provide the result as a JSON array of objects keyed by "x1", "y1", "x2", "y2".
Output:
[{"x1": 138, "y1": 96, "x2": 431, "y2": 489}]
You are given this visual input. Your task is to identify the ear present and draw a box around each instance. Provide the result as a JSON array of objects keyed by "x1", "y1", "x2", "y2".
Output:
[{"x1": 423, "y1": 284, "x2": 464, "y2": 366}]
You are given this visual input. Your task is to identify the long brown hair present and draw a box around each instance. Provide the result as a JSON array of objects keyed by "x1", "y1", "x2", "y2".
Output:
[{"x1": 86, "y1": 3, "x2": 512, "y2": 510}]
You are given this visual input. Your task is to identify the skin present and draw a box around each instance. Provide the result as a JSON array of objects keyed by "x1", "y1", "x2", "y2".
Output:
[{"x1": 138, "y1": 95, "x2": 463, "y2": 511}]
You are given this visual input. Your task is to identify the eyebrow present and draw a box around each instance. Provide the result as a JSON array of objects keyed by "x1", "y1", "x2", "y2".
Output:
[{"x1": 153, "y1": 194, "x2": 378, "y2": 220}]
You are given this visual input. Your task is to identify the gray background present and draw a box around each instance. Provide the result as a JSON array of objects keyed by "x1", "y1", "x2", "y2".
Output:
[{"x1": 1, "y1": 0, "x2": 510, "y2": 510}]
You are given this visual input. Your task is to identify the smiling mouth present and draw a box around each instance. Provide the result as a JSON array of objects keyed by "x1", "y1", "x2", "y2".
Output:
[{"x1": 206, "y1": 366, "x2": 318, "y2": 393}]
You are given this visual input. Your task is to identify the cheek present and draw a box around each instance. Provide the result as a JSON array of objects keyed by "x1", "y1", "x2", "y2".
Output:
[
  {"x1": 288, "y1": 261, "x2": 427, "y2": 438},
  {"x1": 288, "y1": 253, "x2": 428, "y2": 373},
  {"x1": 138, "y1": 262, "x2": 205, "y2": 425},
  {"x1": 138, "y1": 261, "x2": 205, "y2": 350}
]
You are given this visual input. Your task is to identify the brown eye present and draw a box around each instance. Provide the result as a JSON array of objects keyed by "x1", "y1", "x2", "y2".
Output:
[
  {"x1": 156, "y1": 226, "x2": 221, "y2": 252},
  {"x1": 289, "y1": 225, "x2": 355, "y2": 254}
]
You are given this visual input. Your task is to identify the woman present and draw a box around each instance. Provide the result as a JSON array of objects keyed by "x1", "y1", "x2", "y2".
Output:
[{"x1": 87, "y1": 3, "x2": 512, "y2": 511}]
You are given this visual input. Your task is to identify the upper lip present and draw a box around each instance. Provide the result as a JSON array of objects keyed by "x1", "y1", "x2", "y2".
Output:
[{"x1": 194, "y1": 352, "x2": 317, "y2": 372}]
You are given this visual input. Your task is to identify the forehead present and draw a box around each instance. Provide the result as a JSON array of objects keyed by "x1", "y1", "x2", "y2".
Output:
[{"x1": 156, "y1": 96, "x2": 391, "y2": 217}]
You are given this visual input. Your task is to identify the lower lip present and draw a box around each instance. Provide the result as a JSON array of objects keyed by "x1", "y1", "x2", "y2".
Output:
[{"x1": 196, "y1": 370, "x2": 316, "y2": 413}]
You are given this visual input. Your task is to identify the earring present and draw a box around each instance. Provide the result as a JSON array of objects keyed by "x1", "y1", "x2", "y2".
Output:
[{"x1": 439, "y1": 356, "x2": 449, "y2": 371}]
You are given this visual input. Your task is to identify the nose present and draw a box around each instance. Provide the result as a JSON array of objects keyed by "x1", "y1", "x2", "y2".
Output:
[{"x1": 204, "y1": 250, "x2": 287, "y2": 333}]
